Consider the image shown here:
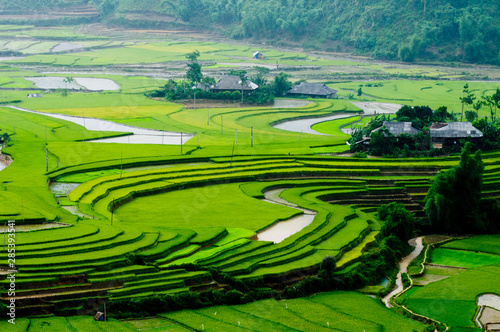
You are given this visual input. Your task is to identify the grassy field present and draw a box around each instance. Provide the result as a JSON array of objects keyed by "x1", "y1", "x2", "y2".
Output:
[
  {"x1": 329, "y1": 80, "x2": 500, "y2": 116},
  {"x1": 401, "y1": 235, "x2": 500, "y2": 329},
  {"x1": 160, "y1": 291, "x2": 425, "y2": 331},
  {"x1": 430, "y1": 248, "x2": 500, "y2": 268}
]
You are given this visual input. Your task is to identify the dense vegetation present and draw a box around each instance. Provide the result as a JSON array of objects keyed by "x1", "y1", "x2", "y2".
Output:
[
  {"x1": 425, "y1": 142, "x2": 500, "y2": 233},
  {"x1": 0, "y1": 1, "x2": 498, "y2": 65},
  {"x1": 113, "y1": 0, "x2": 500, "y2": 65}
]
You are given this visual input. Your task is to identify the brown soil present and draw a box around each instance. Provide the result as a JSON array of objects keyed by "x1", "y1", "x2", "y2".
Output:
[{"x1": 424, "y1": 234, "x2": 453, "y2": 245}]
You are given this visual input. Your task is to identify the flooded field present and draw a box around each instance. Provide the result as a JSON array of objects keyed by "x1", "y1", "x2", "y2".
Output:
[
  {"x1": 51, "y1": 42, "x2": 84, "y2": 53},
  {"x1": 274, "y1": 101, "x2": 402, "y2": 135},
  {"x1": 256, "y1": 213, "x2": 315, "y2": 243},
  {"x1": 49, "y1": 182, "x2": 80, "y2": 197},
  {"x1": 255, "y1": 188, "x2": 316, "y2": 243},
  {"x1": 8, "y1": 105, "x2": 192, "y2": 145},
  {"x1": 25, "y1": 76, "x2": 120, "y2": 91}
]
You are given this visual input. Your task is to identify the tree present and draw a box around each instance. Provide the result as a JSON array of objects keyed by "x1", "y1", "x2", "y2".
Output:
[
  {"x1": 433, "y1": 106, "x2": 454, "y2": 122},
  {"x1": 252, "y1": 66, "x2": 269, "y2": 86},
  {"x1": 493, "y1": 88, "x2": 500, "y2": 120},
  {"x1": 185, "y1": 50, "x2": 203, "y2": 83},
  {"x1": 238, "y1": 70, "x2": 247, "y2": 104},
  {"x1": 357, "y1": 87, "x2": 363, "y2": 97},
  {"x1": 273, "y1": 72, "x2": 292, "y2": 97},
  {"x1": 481, "y1": 95, "x2": 495, "y2": 121},
  {"x1": 460, "y1": 83, "x2": 476, "y2": 122},
  {"x1": 424, "y1": 142, "x2": 487, "y2": 233},
  {"x1": 378, "y1": 202, "x2": 416, "y2": 241},
  {"x1": 319, "y1": 256, "x2": 336, "y2": 280},
  {"x1": 185, "y1": 50, "x2": 200, "y2": 62},
  {"x1": 465, "y1": 110, "x2": 477, "y2": 123}
]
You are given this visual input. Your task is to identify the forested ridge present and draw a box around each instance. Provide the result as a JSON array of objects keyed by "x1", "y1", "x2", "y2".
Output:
[{"x1": 0, "y1": 0, "x2": 498, "y2": 65}]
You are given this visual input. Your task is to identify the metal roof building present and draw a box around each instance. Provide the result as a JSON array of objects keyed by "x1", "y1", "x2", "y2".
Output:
[
  {"x1": 211, "y1": 75, "x2": 258, "y2": 93},
  {"x1": 429, "y1": 122, "x2": 483, "y2": 138},
  {"x1": 287, "y1": 83, "x2": 337, "y2": 99},
  {"x1": 371, "y1": 121, "x2": 421, "y2": 136}
]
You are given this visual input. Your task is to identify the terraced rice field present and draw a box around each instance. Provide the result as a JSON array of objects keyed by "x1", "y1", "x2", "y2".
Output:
[
  {"x1": 0, "y1": 28, "x2": 498, "y2": 328},
  {"x1": 1, "y1": 93, "x2": 500, "y2": 319},
  {"x1": 397, "y1": 235, "x2": 500, "y2": 330}
]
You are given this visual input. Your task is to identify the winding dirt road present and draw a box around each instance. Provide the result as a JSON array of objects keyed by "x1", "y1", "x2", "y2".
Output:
[{"x1": 382, "y1": 236, "x2": 424, "y2": 308}]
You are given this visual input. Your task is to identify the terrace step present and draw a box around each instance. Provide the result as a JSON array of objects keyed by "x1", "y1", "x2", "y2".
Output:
[
  {"x1": 2, "y1": 286, "x2": 120, "y2": 307},
  {"x1": 2, "y1": 280, "x2": 120, "y2": 298},
  {"x1": 0, "y1": 274, "x2": 88, "y2": 290},
  {"x1": 14, "y1": 304, "x2": 55, "y2": 317}
]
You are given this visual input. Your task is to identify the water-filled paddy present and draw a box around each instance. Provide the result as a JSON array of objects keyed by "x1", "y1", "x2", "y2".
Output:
[
  {"x1": 25, "y1": 76, "x2": 120, "y2": 91},
  {"x1": 8, "y1": 105, "x2": 192, "y2": 145}
]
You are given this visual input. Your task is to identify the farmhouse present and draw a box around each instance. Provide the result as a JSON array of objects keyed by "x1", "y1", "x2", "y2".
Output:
[
  {"x1": 371, "y1": 121, "x2": 421, "y2": 137},
  {"x1": 287, "y1": 83, "x2": 337, "y2": 99},
  {"x1": 253, "y1": 51, "x2": 265, "y2": 59},
  {"x1": 429, "y1": 122, "x2": 483, "y2": 148},
  {"x1": 211, "y1": 75, "x2": 258, "y2": 94}
]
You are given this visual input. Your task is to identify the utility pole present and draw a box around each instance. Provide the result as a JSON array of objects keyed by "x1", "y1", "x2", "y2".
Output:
[
  {"x1": 180, "y1": 132, "x2": 183, "y2": 155},
  {"x1": 45, "y1": 148, "x2": 48, "y2": 172},
  {"x1": 45, "y1": 125, "x2": 47, "y2": 145},
  {"x1": 251, "y1": 126, "x2": 253, "y2": 147}
]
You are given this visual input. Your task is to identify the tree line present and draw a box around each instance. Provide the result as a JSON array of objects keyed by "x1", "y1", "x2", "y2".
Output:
[
  {"x1": 105, "y1": 0, "x2": 499, "y2": 65},
  {"x1": 146, "y1": 50, "x2": 296, "y2": 105}
]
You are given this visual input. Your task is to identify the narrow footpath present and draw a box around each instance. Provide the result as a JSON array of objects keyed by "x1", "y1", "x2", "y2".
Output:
[{"x1": 382, "y1": 236, "x2": 424, "y2": 308}]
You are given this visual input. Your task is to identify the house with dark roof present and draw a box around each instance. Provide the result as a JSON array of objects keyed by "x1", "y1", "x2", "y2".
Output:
[
  {"x1": 371, "y1": 121, "x2": 421, "y2": 137},
  {"x1": 429, "y1": 122, "x2": 483, "y2": 148},
  {"x1": 211, "y1": 75, "x2": 258, "y2": 94},
  {"x1": 287, "y1": 83, "x2": 337, "y2": 99}
]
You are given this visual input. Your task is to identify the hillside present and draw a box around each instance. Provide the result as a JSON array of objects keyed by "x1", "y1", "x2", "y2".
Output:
[{"x1": 0, "y1": 0, "x2": 498, "y2": 65}]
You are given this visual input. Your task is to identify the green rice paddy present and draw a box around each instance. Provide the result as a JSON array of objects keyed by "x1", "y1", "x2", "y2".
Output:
[{"x1": 0, "y1": 24, "x2": 498, "y2": 331}]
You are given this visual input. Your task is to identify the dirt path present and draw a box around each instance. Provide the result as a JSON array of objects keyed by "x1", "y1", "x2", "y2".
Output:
[{"x1": 382, "y1": 236, "x2": 424, "y2": 307}]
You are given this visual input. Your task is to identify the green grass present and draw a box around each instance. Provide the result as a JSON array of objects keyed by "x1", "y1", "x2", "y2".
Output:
[
  {"x1": 66, "y1": 316, "x2": 135, "y2": 332},
  {"x1": 430, "y1": 248, "x2": 500, "y2": 268},
  {"x1": 329, "y1": 80, "x2": 500, "y2": 116},
  {"x1": 115, "y1": 183, "x2": 300, "y2": 232},
  {"x1": 121, "y1": 317, "x2": 190, "y2": 331},
  {"x1": 441, "y1": 235, "x2": 500, "y2": 255},
  {"x1": 405, "y1": 263, "x2": 500, "y2": 328},
  {"x1": 160, "y1": 292, "x2": 425, "y2": 331},
  {"x1": 28, "y1": 317, "x2": 77, "y2": 331},
  {"x1": 311, "y1": 115, "x2": 361, "y2": 136}
]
